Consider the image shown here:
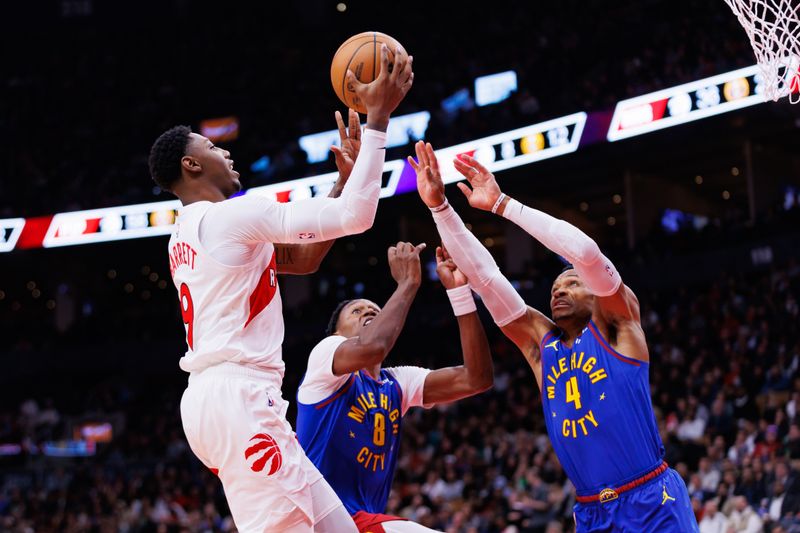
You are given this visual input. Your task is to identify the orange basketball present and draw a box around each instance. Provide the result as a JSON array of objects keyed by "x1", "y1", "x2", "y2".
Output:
[{"x1": 330, "y1": 31, "x2": 408, "y2": 114}]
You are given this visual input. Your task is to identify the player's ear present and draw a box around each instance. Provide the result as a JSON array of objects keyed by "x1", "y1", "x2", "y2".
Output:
[{"x1": 181, "y1": 155, "x2": 202, "y2": 175}]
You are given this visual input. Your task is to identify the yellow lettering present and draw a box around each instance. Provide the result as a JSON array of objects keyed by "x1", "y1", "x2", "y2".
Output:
[
  {"x1": 547, "y1": 374, "x2": 557, "y2": 385},
  {"x1": 550, "y1": 365, "x2": 560, "y2": 382},
  {"x1": 562, "y1": 419, "x2": 570, "y2": 437},
  {"x1": 577, "y1": 352, "x2": 585, "y2": 369},
  {"x1": 577, "y1": 417, "x2": 589, "y2": 436},
  {"x1": 590, "y1": 368, "x2": 608, "y2": 384},
  {"x1": 585, "y1": 410, "x2": 599, "y2": 427},
  {"x1": 558, "y1": 357, "x2": 567, "y2": 374},
  {"x1": 389, "y1": 409, "x2": 400, "y2": 423},
  {"x1": 379, "y1": 453, "x2": 385, "y2": 471},
  {"x1": 367, "y1": 392, "x2": 376, "y2": 408},
  {"x1": 547, "y1": 386, "x2": 555, "y2": 399},
  {"x1": 357, "y1": 395, "x2": 369, "y2": 412},
  {"x1": 347, "y1": 405, "x2": 365, "y2": 423},
  {"x1": 571, "y1": 420, "x2": 577, "y2": 438},
  {"x1": 570, "y1": 352, "x2": 578, "y2": 370},
  {"x1": 582, "y1": 357, "x2": 597, "y2": 374},
  {"x1": 380, "y1": 393, "x2": 388, "y2": 410},
  {"x1": 356, "y1": 447, "x2": 369, "y2": 464}
]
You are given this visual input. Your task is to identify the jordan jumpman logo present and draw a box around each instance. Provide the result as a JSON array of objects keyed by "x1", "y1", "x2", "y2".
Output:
[{"x1": 661, "y1": 484, "x2": 676, "y2": 505}]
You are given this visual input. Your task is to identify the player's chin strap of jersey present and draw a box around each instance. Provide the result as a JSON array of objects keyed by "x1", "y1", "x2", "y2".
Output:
[{"x1": 500, "y1": 197, "x2": 622, "y2": 297}]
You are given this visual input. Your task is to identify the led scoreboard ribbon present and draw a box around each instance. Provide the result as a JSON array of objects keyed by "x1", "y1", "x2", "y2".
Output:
[
  {"x1": 607, "y1": 65, "x2": 764, "y2": 141},
  {"x1": 0, "y1": 113, "x2": 586, "y2": 251},
  {"x1": 0, "y1": 63, "x2": 776, "y2": 253}
]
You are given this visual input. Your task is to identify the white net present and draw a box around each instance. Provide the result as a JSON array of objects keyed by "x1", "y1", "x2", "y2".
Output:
[{"x1": 723, "y1": 0, "x2": 800, "y2": 102}]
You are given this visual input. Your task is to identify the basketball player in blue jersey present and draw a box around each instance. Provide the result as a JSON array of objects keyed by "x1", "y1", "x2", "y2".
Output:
[
  {"x1": 296, "y1": 241, "x2": 492, "y2": 533},
  {"x1": 409, "y1": 141, "x2": 699, "y2": 532}
]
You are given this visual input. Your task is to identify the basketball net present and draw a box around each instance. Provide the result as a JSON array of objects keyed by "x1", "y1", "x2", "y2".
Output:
[{"x1": 724, "y1": 0, "x2": 800, "y2": 103}]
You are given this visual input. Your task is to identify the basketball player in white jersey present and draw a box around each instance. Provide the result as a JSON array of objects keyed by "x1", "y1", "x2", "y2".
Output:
[{"x1": 147, "y1": 45, "x2": 413, "y2": 532}]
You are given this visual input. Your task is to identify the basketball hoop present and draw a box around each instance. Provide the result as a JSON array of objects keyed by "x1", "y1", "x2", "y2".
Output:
[{"x1": 724, "y1": 0, "x2": 800, "y2": 103}]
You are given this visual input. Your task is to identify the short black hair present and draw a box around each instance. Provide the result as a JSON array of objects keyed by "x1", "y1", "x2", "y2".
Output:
[
  {"x1": 325, "y1": 299, "x2": 353, "y2": 337},
  {"x1": 561, "y1": 263, "x2": 575, "y2": 273},
  {"x1": 148, "y1": 125, "x2": 192, "y2": 191}
]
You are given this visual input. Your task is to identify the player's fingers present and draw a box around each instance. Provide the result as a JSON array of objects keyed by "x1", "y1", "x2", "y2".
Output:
[
  {"x1": 330, "y1": 145, "x2": 343, "y2": 161},
  {"x1": 415, "y1": 140, "x2": 428, "y2": 168},
  {"x1": 414, "y1": 243, "x2": 427, "y2": 254},
  {"x1": 425, "y1": 143, "x2": 439, "y2": 173},
  {"x1": 459, "y1": 154, "x2": 490, "y2": 176},
  {"x1": 407, "y1": 155, "x2": 420, "y2": 172},
  {"x1": 402, "y1": 71, "x2": 415, "y2": 94},
  {"x1": 346, "y1": 69, "x2": 365, "y2": 90},
  {"x1": 440, "y1": 244, "x2": 451, "y2": 260},
  {"x1": 334, "y1": 110, "x2": 347, "y2": 143},
  {"x1": 392, "y1": 47, "x2": 407, "y2": 80},
  {"x1": 435, "y1": 246, "x2": 444, "y2": 264},
  {"x1": 376, "y1": 44, "x2": 390, "y2": 80},
  {"x1": 457, "y1": 182, "x2": 473, "y2": 199},
  {"x1": 348, "y1": 109, "x2": 361, "y2": 140},
  {"x1": 401, "y1": 56, "x2": 414, "y2": 84},
  {"x1": 387, "y1": 246, "x2": 397, "y2": 259},
  {"x1": 453, "y1": 158, "x2": 477, "y2": 183}
]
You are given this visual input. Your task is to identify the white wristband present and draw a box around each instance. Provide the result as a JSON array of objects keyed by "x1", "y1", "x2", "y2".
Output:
[
  {"x1": 491, "y1": 193, "x2": 507, "y2": 214},
  {"x1": 446, "y1": 285, "x2": 477, "y2": 316}
]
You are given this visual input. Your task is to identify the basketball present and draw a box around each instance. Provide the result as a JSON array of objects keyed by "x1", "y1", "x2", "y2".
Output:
[{"x1": 330, "y1": 31, "x2": 408, "y2": 114}]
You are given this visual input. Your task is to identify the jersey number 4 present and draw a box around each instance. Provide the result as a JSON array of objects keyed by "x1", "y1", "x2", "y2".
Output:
[
  {"x1": 179, "y1": 283, "x2": 194, "y2": 350},
  {"x1": 565, "y1": 376, "x2": 582, "y2": 410}
]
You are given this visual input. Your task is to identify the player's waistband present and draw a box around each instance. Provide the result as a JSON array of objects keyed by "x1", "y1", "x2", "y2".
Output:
[
  {"x1": 188, "y1": 361, "x2": 283, "y2": 389},
  {"x1": 575, "y1": 461, "x2": 668, "y2": 504}
]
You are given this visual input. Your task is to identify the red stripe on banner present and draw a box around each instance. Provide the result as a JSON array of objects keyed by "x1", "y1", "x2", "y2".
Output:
[
  {"x1": 17, "y1": 216, "x2": 53, "y2": 249},
  {"x1": 275, "y1": 190, "x2": 291, "y2": 203},
  {"x1": 83, "y1": 218, "x2": 101, "y2": 234},
  {"x1": 650, "y1": 98, "x2": 669, "y2": 121}
]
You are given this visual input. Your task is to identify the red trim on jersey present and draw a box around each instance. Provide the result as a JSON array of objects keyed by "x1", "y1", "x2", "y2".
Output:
[
  {"x1": 244, "y1": 250, "x2": 278, "y2": 328},
  {"x1": 587, "y1": 321, "x2": 641, "y2": 367},
  {"x1": 315, "y1": 374, "x2": 355, "y2": 409},
  {"x1": 352, "y1": 510, "x2": 407, "y2": 532},
  {"x1": 209, "y1": 467, "x2": 219, "y2": 476}
]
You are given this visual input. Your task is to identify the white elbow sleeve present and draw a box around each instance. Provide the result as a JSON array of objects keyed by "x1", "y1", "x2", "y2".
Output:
[
  {"x1": 338, "y1": 129, "x2": 386, "y2": 235},
  {"x1": 475, "y1": 268, "x2": 528, "y2": 327}
]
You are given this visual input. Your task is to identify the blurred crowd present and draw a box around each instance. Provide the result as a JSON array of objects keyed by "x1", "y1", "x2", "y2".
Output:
[
  {"x1": 1, "y1": 258, "x2": 798, "y2": 532},
  {"x1": 1, "y1": 0, "x2": 754, "y2": 217}
]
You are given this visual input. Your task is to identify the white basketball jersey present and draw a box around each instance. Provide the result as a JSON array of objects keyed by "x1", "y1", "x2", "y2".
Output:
[{"x1": 168, "y1": 202, "x2": 285, "y2": 376}]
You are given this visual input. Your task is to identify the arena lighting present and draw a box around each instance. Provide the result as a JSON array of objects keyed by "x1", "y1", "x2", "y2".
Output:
[
  {"x1": 474, "y1": 70, "x2": 518, "y2": 106},
  {"x1": 607, "y1": 65, "x2": 764, "y2": 141},
  {"x1": 298, "y1": 111, "x2": 431, "y2": 163}
]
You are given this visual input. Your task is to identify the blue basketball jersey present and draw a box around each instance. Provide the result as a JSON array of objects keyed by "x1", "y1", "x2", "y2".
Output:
[
  {"x1": 540, "y1": 320, "x2": 664, "y2": 496},
  {"x1": 296, "y1": 369, "x2": 404, "y2": 515}
]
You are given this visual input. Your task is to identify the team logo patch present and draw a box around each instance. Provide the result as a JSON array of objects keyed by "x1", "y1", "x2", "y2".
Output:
[
  {"x1": 245, "y1": 433, "x2": 282, "y2": 475},
  {"x1": 599, "y1": 488, "x2": 619, "y2": 503}
]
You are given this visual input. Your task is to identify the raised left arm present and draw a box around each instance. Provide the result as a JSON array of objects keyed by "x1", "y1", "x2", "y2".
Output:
[
  {"x1": 420, "y1": 246, "x2": 493, "y2": 405},
  {"x1": 277, "y1": 109, "x2": 360, "y2": 275}
]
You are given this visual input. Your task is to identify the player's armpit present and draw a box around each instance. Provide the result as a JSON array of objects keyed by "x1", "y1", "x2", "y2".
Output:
[
  {"x1": 500, "y1": 306, "x2": 554, "y2": 355},
  {"x1": 596, "y1": 284, "x2": 642, "y2": 325}
]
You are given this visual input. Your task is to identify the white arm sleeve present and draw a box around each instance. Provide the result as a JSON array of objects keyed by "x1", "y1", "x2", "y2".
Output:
[
  {"x1": 431, "y1": 202, "x2": 527, "y2": 327},
  {"x1": 297, "y1": 336, "x2": 351, "y2": 405},
  {"x1": 386, "y1": 365, "x2": 432, "y2": 415},
  {"x1": 202, "y1": 129, "x2": 386, "y2": 246},
  {"x1": 502, "y1": 199, "x2": 622, "y2": 297}
]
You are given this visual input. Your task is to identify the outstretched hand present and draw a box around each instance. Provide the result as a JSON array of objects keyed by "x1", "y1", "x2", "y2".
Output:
[
  {"x1": 347, "y1": 44, "x2": 414, "y2": 125},
  {"x1": 330, "y1": 108, "x2": 361, "y2": 182},
  {"x1": 452, "y1": 154, "x2": 503, "y2": 212},
  {"x1": 408, "y1": 141, "x2": 446, "y2": 209},
  {"x1": 435, "y1": 245, "x2": 468, "y2": 289},
  {"x1": 387, "y1": 241, "x2": 426, "y2": 288}
]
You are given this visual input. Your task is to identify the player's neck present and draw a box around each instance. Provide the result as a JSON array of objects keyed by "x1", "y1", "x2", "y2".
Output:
[
  {"x1": 363, "y1": 365, "x2": 381, "y2": 380},
  {"x1": 556, "y1": 317, "x2": 590, "y2": 346},
  {"x1": 174, "y1": 182, "x2": 227, "y2": 205}
]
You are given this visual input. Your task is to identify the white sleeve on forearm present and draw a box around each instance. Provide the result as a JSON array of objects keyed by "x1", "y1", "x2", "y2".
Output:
[
  {"x1": 502, "y1": 198, "x2": 622, "y2": 297},
  {"x1": 204, "y1": 129, "x2": 386, "y2": 246},
  {"x1": 431, "y1": 203, "x2": 527, "y2": 326}
]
